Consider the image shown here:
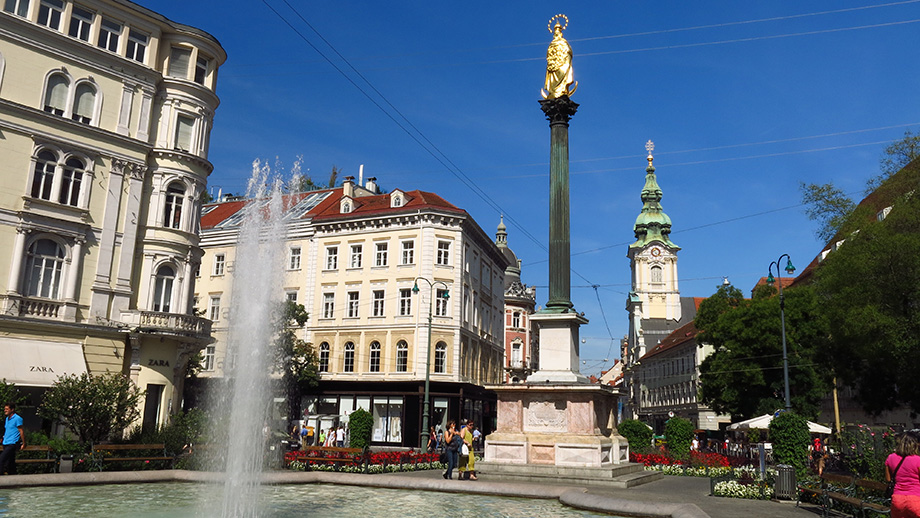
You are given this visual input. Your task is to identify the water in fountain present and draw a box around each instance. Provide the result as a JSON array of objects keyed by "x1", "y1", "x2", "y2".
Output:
[{"x1": 208, "y1": 160, "x2": 287, "y2": 518}]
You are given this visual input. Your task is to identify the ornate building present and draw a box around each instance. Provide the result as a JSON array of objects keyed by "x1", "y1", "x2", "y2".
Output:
[
  {"x1": 194, "y1": 176, "x2": 509, "y2": 447},
  {"x1": 0, "y1": 0, "x2": 225, "y2": 431},
  {"x1": 494, "y1": 217, "x2": 538, "y2": 383}
]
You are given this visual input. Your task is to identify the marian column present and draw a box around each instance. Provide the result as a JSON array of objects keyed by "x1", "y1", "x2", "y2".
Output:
[{"x1": 529, "y1": 14, "x2": 587, "y2": 383}]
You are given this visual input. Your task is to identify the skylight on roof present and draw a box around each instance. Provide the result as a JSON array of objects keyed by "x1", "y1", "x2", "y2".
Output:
[{"x1": 284, "y1": 191, "x2": 331, "y2": 220}]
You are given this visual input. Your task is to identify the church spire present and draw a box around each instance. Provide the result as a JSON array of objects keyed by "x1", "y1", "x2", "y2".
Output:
[{"x1": 630, "y1": 140, "x2": 678, "y2": 250}]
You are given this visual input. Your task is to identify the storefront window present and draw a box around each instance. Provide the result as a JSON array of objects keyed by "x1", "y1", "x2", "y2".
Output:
[{"x1": 372, "y1": 396, "x2": 403, "y2": 443}]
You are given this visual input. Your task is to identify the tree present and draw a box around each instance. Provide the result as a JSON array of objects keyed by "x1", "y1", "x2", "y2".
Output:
[
  {"x1": 0, "y1": 380, "x2": 25, "y2": 409},
  {"x1": 769, "y1": 412, "x2": 811, "y2": 479},
  {"x1": 874, "y1": 129, "x2": 920, "y2": 191},
  {"x1": 799, "y1": 182, "x2": 856, "y2": 243},
  {"x1": 618, "y1": 419, "x2": 653, "y2": 453},
  {"x1": 39, "y1": 373, "x2": 143, "y2": 447},
  {"x1": 273, "y1": 300, "x2": 319, "y2": 420},
  {"x1": 664, "y1": 417, "x2": 694, "y2": 459},
  {"x1": 697, "y1": 284, "x2": 832, "y2": 420},
  {"x1": 814, "y1": 186, "x2": 920, "y2": 414},
  {"x1": 348, "y1": 408, "x2": 373, "y2": 450}
]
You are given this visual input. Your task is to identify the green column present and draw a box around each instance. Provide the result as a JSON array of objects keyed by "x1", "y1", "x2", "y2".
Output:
[{"x1": 539, "y1": 96, "x2": 578, "y2": 312}]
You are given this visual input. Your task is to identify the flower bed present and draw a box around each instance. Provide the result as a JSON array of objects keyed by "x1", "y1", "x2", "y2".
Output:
[{"x1": 284, "y1": 449, "x2": 443, "y2": 474}]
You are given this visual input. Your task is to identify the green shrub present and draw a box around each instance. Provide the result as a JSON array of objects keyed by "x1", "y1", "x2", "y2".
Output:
[
  {"x1": 665, "y1": 417, "x2": 694, "y2": 459},
  {"x1": 39, "y1": 372, "x2": 143, "y2": 446},
  {"x1": 348, "y1": 408, "x2": 373, "y2": 450},
  {"x1": 619, "y1": 419, "x2": 653, "y2": 452},
  {"x1": 126, "y1": 408, "x2": 208, "y2": 456},
  {"x1": 769, "y1": 412, "x2": 810, "y2": 479}
]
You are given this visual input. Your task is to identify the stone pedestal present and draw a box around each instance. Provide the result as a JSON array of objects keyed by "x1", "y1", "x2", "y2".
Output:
[
  {"x1": 483, "y1": 383, "x2": 627, "y2": 467},
  {"x1": 528, "y1": 311, "x2": 588, "y2": 383}
]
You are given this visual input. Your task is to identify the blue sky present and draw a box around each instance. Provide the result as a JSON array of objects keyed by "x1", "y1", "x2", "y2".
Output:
[{"x1": 143, "y1": 1, "x2": 920, "y2": 374}]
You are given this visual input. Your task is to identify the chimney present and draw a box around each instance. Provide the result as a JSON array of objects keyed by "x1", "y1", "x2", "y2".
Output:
[
  {"x1": 343, "y1": 176, "x2": 355, "y2": 198},
  {"x1": 358, "y1": 164, "x2": 364, "y2": 186},
  {"x1": 365, "y1": 176, "x2": 378, "y2": 194}
]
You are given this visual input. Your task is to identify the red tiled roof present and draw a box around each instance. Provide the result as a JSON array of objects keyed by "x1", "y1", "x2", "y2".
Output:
[
  {"x1": 640, "y1": 320, "x2": 699, "y2": 361},
  {"x1": 751, "y1": 276, "x2": 794, "y2": 294},
  {"x1": 200, "y1": 189, "x2": 336, "y2": 230},
  {"x1": 311, "y1": 189, "x2": 464, "y2": 220}
]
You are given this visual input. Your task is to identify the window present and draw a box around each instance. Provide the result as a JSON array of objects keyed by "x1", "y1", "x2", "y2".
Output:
[
  {"x1": 163, "y1": 183, "x2": 185, "y2": 229},
  {"x1": 285, "y1": 291, "x2": 297, "y2": 303},
  {"x1": 396, "y1": 341, "x2": 408, "y2": 372},
  {"x1": 325, "y1": 246, "x2": 338, "y2": 270},
  {"x1": 44, "y1": 74, "x2": 69, "y2": 116},
  {"x1": 68, "y1": 5, "x2": 93, "y2": 41},
  {"x1": 401, "y1": 240, "x2": 414, "y2": 265},
  {"x1": 650, "y1": 265, "x2": 663, "y2": 283},
  {"x1": 58, "y1": 157, "x2": 85, "y2": 206},
  {"x1": 288, "y1": 246, "x2": 301, "y2": 270},
  {"x1": 399, "y1": 288, "x2": 412, "y2": 316},
  {"x1": 435, "y1": 288, "x2": 449, "y2": 317},
  {"x1": 25, "y1": 239, "x2": 64, "y2": 298},
  {"x1": 194, "y1": 56, "x2": 209, "y2": 85},
  {"x1": 374, "y1": 242, "x2": 387, "y2": 266},
  {"x1": 343, "y1": 342, "x2": 355, "y2": 373},
  {"x1": 3, "y1": 0, "x2": 29, "y2": 17},
  {"x1": 203, "y1": 345, "x2": 215, "y2": 371},
  {"x1": 436, "y1": 241, "x2": 450, "y2": 266},
  {"x1": 213, "y1": 254, "x2": 225, "y2": 276},
  {"x1": 322, "y1": 292, "x2": 334, "y2": 318},
  {"x1": 152, "y1": 265, "x2": 175, "y2": 312},
  {"x1": 372, "y1": 290, "x2": 385, "y2": 317},
  {"x1": 167, "y1": 47, "x2": 191, "y2": 78},
  {"x1": 97, "y1": 18, "x2": 121, "y2": 52},
  {"x1": 209, "y1": 296, "x2": 220, "y2": 321},
  {"x1": 347, "y1": 291, "x2": 359, "y2": 318},
  {"x1": 350, "y1": 244, "x2": 362, "y2": 268},
  {"x1": 512, "y1": 342, "x2": 522, "y2": 365},
  {"x1": 37, "y1": 0, "x2": 63, "y2": 30},
  {"x1": 174, "y1": 115, "x2": 194, "y2": 152},
  {"x1": 319, "y1": 343, "x2": 330, "y2": 372},
  {"x1": 434, "y1": 341, "x2": 447, "y2": 374},
  {"x1": 512, "y1": 311, "x2": 521, "y2": 329},
  {"x1": 31, "y1": 151, "x2": 56, "y2": 200},
  {"x1": 72, "y1": 83, "x2": 95, "y2": 124},
  {"x1": 126, "y1": 29, "x2": 148, "y2": 63},
  {"x1": 369, "y1": 341, "x2": 381, "y2": 373}
]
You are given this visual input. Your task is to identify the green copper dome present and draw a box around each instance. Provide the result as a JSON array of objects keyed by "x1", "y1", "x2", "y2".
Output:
[{"x1": 630, "y1": 148, "x2": 678, "y2": 250}]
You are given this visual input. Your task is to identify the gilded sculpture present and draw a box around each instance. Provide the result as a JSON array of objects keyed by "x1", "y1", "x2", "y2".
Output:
[{"x1": 541, "y1": 14, "x2": 577, "y2": 99}]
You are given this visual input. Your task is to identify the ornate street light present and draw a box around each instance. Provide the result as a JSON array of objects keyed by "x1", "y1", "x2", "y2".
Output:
[
  {"x1": 767, "y1": 255, "x2": 796, "y2": 411},
  {"x1": 413, "y1": 277, "x2": 449, "y2": 450}
]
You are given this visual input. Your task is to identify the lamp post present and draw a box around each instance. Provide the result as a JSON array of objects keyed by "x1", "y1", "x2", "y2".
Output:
[
  {"x1": 413, "y1": 277, "x2": 449, "y2": 450},
  {"x1": 766, "y1": 254, "x2": 796, "y2": 412}
]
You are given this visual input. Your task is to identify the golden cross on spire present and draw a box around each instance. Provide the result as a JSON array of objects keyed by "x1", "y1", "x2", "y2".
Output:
[{"x1": 645, "y1": 140, "x2": 655, "y2": 166}]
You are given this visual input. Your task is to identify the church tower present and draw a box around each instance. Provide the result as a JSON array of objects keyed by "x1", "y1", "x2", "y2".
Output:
[{"x1": 625, "y1": 141, "x2": 682, "y2": 367}]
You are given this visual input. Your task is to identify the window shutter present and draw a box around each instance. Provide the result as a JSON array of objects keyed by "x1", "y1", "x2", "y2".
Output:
[
  {"x1": 168, "y1": 47, "x2": 191, "y2": 78},
  {"x1": 175, "y1": 116, "x2": 194, "y2": 151},
  {"x1": 74, "y1": 84, "x2": 95, "y2": 119},
  {"x1": 46, "y1": 75, "x2": 69, "y2": 111}
]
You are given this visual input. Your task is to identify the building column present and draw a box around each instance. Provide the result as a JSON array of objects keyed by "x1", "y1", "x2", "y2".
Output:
[
  {"x1": 63, "y1": 237, "x2": 85, "y2": 301},
  {"x1": 7, "y1": 228, "x2": 28, "y2": 294},
  {"x1": 128, "y1": 334, "x2": 142, "y2": 385}
]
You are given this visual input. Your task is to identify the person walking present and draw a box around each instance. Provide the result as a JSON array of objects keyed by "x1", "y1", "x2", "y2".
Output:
[
  {"x1": 0, "y1": 403, "x2": 25, "y2": 475},
  {"x1": 459, "y1": 420, "x2": 477, "y2": 480},
  {"x1": 442, "y1": 420, "x2": 460, "y2": 480},
  {"x1": 335, "y1": 425, "x2": 345, "y2": 447},
  {"x1": 886, "y1": 430, "x2": 920, "y2": 518}
]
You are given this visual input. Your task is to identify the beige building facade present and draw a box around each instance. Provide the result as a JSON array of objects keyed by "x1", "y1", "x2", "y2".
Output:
[
  {"x1": 195, "y1": 177, "x2": 508, "y2": 446},
  {"x1": 0, "y1": 0, "x2": 224, "y2": 431}
]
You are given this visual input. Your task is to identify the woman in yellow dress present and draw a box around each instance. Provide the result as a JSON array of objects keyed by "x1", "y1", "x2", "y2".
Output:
[{"x1": 459, "y1": 420, "x2": 477, "y2": 480}]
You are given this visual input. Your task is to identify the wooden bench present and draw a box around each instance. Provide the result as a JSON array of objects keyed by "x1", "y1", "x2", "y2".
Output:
[
  {"x1": 92, "y1": 444, "x2": 173, "y2": 466},
  {"x1": 291, "y1": 446, "x2": 365, "y2": 471},
  {"x1": 855, "y1": 479, "x2": 891, "y2": 517},
  {"x1": 17, "y1": 445, "x2": 56, "y2": 466},
  {"x1": 809, "y1": 473, "x2": 891, "y2": 517}
]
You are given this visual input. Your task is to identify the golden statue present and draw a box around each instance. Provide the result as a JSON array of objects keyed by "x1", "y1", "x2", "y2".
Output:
[{"x1": 542, "y1": 14, "x2": 577, "y2": 99}]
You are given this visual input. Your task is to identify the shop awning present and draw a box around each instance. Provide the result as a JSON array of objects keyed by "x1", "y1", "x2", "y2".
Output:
[{"x1": 0, "y1": 338, "x2": 87, "y2": 387}]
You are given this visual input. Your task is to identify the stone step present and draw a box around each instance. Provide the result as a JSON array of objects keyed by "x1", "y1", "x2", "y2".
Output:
[
  {"x1": 476, "y1": 461, "x2": 659, "y2": 488},
  {"x1": 612, "y1": 469, "x2": 663, "y2": 488}
]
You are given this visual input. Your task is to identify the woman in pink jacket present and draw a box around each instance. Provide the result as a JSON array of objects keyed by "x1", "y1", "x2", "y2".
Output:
[{"x1": 886, "y1": 430, "x2": 920, "y2": 518}]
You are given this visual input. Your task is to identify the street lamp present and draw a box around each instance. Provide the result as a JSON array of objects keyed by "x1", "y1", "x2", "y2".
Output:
[
  {"x1": 413, "y1": 277, "x2": 449, "y2": 450},
  {"x1": 766, "y1": 255, "x2": 796, "y2": 412}
]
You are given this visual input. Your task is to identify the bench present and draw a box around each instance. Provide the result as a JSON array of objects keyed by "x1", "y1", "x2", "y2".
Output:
[
  {"x1": 805, "y1": 473, "x2": 890, "y2": 517},
  {"x1": 17, "y1": 445, "x2": 56, "y2": 467},
  {"x1": 855, "y1": 479, "x2": 891, "y2": 517},
  {"x1": 92, "y1": 443, "x2": 174, "y2": 467},
  {"x1": 290, "y1": 446, "x2": 365, "y2": 471}
]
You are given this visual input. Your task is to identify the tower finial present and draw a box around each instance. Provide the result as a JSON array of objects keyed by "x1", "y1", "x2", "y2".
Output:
[{"x1": 645, "y1": 140, "x2": 655, "y2": 169}]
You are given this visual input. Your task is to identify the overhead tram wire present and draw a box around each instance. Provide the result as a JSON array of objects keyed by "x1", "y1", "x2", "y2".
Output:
[{"x1": 263, "y1": 0, "x2": 609, "y2": 289}]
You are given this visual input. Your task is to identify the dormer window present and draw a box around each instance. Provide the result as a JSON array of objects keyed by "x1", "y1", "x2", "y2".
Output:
[
  {"x1": 390, "y1": 190, "x2": 405, "y2": 208},
  {"x1": 340, "y1": 197, "x2": 353, "y2": 214}
]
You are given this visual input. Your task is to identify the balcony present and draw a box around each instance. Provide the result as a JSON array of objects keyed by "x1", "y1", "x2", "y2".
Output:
[
  {"x1": 0, "y1": 295, "x2": 77, "y2": 321},
  {"x1": 121, "y1": 310, "x2": 212, "y2": 341}
]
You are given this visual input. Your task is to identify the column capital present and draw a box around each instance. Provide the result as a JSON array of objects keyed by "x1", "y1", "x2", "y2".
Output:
[{"x1": 539, "y1": 96, "x2": 579, "y2": 125}]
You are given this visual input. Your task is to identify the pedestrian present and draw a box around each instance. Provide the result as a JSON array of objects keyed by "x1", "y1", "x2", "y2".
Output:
[
  {"x1": 318, "y1": 428, "x2": 326, "y2": 447},
  {"x1": 427, "y1": 426, "x2": 437, "y2": 452},
  {"x1": 458, "y1": 420, "x2": 477, "y2": 480},
  {"x1": 442, "y1": 420, "x2": 461, "y2": 480},
  {"x1": 0, "y1": 403, "x2": 25, "y2": 475},
  {"x1": 886, "y1": 430, "x2": 920, "y2": 518},
  {"x1": 472, "y1": 426, "x2": 481, "y2": 451},
  {"x1": 335, "y1": 425, "x2": 345, "y2": 447}
]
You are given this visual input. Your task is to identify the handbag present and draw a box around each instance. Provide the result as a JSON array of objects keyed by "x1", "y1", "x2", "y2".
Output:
[
  {"x1": 887, "y1": 455, "x2": 906, "y2": 499},
  {"x1": 461, "y1": 443, "x2": 470, "y2": 456}
]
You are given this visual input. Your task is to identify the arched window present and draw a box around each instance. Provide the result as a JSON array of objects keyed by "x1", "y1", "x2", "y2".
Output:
[
  {"x1": 31, "y1": 150, "x2": 57, "y2": 200},
  {"x1": 59, "y1": 157, "x2": 85, "y2": 206},
  {"x1": 511, "y1": 341, "x2": 522, "y2": 365},
  {"x1": 319, "y1": 342, "x2": 329, "y2": 372},
  {"x1": 152, "y1": 264, "x2": 175, "y2": 312},
  {"x1": 72, "y1": 83, "x2": 95, "y2": 124},
  {"x1": 25, "y1": 239, "x2": 64, "y2": 299},
  {"x1": 369, "y1": 341, "x2": 381, "y2": 372},
  {"x1": 343, "y1": 342, "x2": 355, "y2": 372},
  {"x1": 44, "y1": 74, "x2": 69, "y2": 115},
  {"x1": 434, "y1": 341, "x2": 447, "y2": 374},
  {"x1": 396, "y1": 340, "x2": 408, "y2": 372},
  {"x1": 163, "y1": 182, "x2": 185, "y2": 229},
  {"x1": 650, "y1": 265, "x2": 663, "y2": 283},
  {"x1": 511, "y1": 311, "x2": 521, "y2": 329}
]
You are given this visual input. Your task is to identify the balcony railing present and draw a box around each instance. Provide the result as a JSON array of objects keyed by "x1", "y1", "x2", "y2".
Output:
[
  {"x1": 122, "y1": 310, "x2": 212, "y2": 338},
  {"x1": 19, "y1": 298, "x2": 64, "y2": 319}
]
